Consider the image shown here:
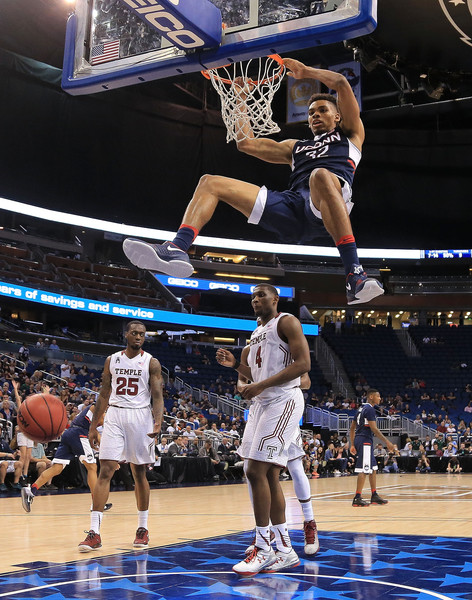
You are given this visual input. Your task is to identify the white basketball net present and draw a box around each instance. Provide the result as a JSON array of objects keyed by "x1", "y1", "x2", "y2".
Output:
[{"x1": 203, "y1": 55, "x2": 286, "y2": 143}]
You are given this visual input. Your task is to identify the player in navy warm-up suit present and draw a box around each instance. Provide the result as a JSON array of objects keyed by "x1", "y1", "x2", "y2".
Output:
[{"x1": 350, "y1": 389, "x2": 394, "y2": 507}]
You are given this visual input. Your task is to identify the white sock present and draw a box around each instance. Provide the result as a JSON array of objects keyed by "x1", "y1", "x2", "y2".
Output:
[
  {"x1": 272, "y1": 522, "x2": 292, "y2": 553},
  {"x1": 255, "y1": 525, "x2": 272, "y2": 551},
  {"x1": 90, "y1": 511, "x2": 102, "y2": 534},
  {"x1": 299, "y1": 498, "x2": 314, "y2": 521},
  {"x1": 138, "y1": 510, "x2": 149, "y2": 529}
]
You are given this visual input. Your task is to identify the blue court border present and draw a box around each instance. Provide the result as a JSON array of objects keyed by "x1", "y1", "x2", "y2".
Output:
[{"x1": 1, "y1": 529, "x2": 471, "y2": 599}]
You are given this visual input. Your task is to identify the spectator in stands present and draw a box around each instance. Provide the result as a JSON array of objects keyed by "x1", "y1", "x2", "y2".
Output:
[
  {"x1": 464, "y1": 401, "x2": 472, "y2": 414},
  {"x1": 0, "y1": 438, "x2": 23, "y2": 491},
  {"x1": 29, "y1": 442, "x2": 56, "y2": 489},
  {"x1": 218, "y1": 437, "x2": 236, "y2": 465},
  {"x1": 187, "y1": 439, "x2": 199, "y2": 457},
  {"x1": 442, "y1": 443, "x2": 456, "y2": 458},
  {"x1": 373, "y1": 443, "x2": 387, "y2": 470},
  {"x1": 446, "y1": 454, "x2": 462, "y2": 473},
  {"x1": 49, "y1": 339, "x2": 60, "y2": 350},
  {"x1": 383, "y1": 445, "x2": 400, "y2": 473},
  {"x1": 423, "y1": 435, "x2": 433, "y2": 451},
  {"x1": 167, "y1": 435, "x2": 185, "y2": 456},
  {"x1": 183, "y1": 425, "x2": 197, "y2": 440},
  {"x1": 324, "y1": 442, "x2": 347, "y2": 474},
  {"x1": 156, "y1": 437, "x2": 169, "y2": 454},
  {"x1": 199, "y1": 439, "x2": 227, "y2": 479},
  {"x1": 60, "y1": 359, "x2": 71, "y2": 380},
  {"x1": 36, "y1": 338, "x2": 44, "y2": 348},
  {"x1": 0, "y1": 395, "x2": 16, "y2": 424},
  {"x1": 416, "y1": 453, "x2": 431, "y2": 473},
  {"x1": 185, "y1": 336, "x2": 193, "y2": 355},
  {"x1": 18, "y1": 344, "x2": 29, "y2": 363}
]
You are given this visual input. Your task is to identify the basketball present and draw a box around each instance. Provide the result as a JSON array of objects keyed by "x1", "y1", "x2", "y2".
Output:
[{"x1": 17, "y1": 393, "x2": 68, "y2": 443}]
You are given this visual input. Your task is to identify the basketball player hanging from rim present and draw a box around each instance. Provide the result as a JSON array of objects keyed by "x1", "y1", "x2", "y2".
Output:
[{"x1": 123, "y1": 57, "x2": 384, "y2": 306}]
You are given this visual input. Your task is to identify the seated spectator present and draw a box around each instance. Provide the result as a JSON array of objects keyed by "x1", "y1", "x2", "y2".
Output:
[
  {"x1": 186, "y1": 439, "x2": 199, "y2": 457},
  {"x1": 0, "y1": 438, "x2": 23, "y2": 491},
  {"x1": 167, "y1": 435, "x2": 186, "y2": 456},
  {"x1": 18, "y1": 344, "x2": 29, "y2": 363},
  {"x1": 218, "y1": 437, "x2": 236, "y2": 465},
  {"x1": 373, "y1": 443, "x2": 388, "y2": 470},
  {"x1": 446, "y1": 455, "x2": 462, "y2": 474},
  {"x1": 182, "y1": 425, "x2": 197, "y2": 439},
  {"x1": 383, "y1": 446, "x2": 400, "y2": 473},
  {"x1": 60, "y1": 360, "x2": 71, "y2": 380},
  {"x1": 416, "y1": 453, "x2": 431, "y2": 473},
  {"x1": 0, "y1": 396, "x2": 16, "y2": 424},
  {"x1": 442, "y1": 442, "x2": 456, "y2": 457},
  {"x1": 199, "y1": 439, "x2": 227, "y2": 479},
  {"x1": 324, "y1": 442, "x2": 347, "y2": 474},
  {"x1": 36, "y1": 337, "x2": 44, "y2": 348},
  {"x1": 49, "y1": 339, "x2": 60, "y2": 350},
  {"x1": 156, "y1": 436, "x2": 170, "y2": 455},
  {"x1": 29, "y1": 442, "x2": 56, "y2": 489}
]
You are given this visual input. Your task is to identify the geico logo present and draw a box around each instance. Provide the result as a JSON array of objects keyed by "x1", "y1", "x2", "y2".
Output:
[
  {"x1": 209, "y1": 283, "x2": 240, "y2": 292},
  {"x1": 250, "y1": 285, "x2": 281, "y2": 294},
  {"x1": 168, "y1": 277, "x2": 198, "y2": 287},
  {"x1": 126, "y1": 2, "x2": 206, "y2": 49}
]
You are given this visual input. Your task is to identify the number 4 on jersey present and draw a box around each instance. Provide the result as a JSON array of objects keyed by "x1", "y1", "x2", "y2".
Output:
[{"x1": 255, "y1": 346, "x2": 262, "y2": 369}]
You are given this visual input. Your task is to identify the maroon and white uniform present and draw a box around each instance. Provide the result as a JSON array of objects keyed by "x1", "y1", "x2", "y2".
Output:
[
  {"x1": 99, "y1": 349, "x2": 155, "y2": 464},
  {"x1": 239, "y1": 313, "x2": 304, "y2": 467}
]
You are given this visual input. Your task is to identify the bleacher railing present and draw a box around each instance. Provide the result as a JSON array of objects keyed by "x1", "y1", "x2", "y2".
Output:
[
  {"x1": 172, "y1": 376, "x2": 244, "y2": 417},
  {"x1": 305, "y1": 405, "x2": 437, "y2": 439}
]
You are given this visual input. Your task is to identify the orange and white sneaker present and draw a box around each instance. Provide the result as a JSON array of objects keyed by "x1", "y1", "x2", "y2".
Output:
[
  {"x1": 245, "y1": 529, "x2": 275, "y2": 555},
  {"x1": 133, "y1": 527, "x2": 149, "y2": 548},
  {"x1": 262, "y1": 548, "x2": 300, "y2": 573},
  {"x1": 303, "y1": 519, "x2": 320, "y2": 555},
  {"x1": 233, "y1": 547, "x2": 276, "y2": 576},
  {"x1": 78, "y1": 530, "x2": 102, "y2": 552}
]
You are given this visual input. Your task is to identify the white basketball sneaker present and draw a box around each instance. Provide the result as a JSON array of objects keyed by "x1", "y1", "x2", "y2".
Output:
[
  {"x1": 261, "y1": 548, "x2": 300, "y2": 573},
  {"x1": 233, "y1": 547, "x2": 276, "y2": 576},
  {"x1": 123, "y1": 238, "x2": 194, "y2": 277}
]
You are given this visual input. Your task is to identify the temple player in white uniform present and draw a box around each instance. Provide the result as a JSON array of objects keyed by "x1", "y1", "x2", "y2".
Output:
[
  {"x1": 216, "y1": 283, "x2": 310, "y2": 576},
  {"x1": 78, "y1": 320, "x2": 164, "y2": 552}
]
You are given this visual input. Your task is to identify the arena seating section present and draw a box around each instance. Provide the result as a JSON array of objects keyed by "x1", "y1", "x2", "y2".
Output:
[
  {"x1": 0, "y1": 242, "x2": 164, "y2": 307},
  {"x1": 322, "y1": 325, "x2": 472, "y2": 423}
]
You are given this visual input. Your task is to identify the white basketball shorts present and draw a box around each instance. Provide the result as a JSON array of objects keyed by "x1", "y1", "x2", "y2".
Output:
[
  {"x1": 238, "y1": 388, "x2": 304, "y2": 467},
  {"x1": 99, "y1": 405, "x2": 155, "y2": 465}
]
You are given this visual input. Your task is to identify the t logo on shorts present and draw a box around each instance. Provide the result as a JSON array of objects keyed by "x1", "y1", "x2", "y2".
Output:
[{"x1": 267, "y1": 445, "x2": 278, "y2": 459}]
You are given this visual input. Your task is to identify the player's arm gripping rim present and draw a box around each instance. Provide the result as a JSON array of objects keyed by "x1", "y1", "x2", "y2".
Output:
[
  {"x1": 89, "y1": 356, "x2": 112, "y2": 450},
  {"x1": 148, "y1": 358, "x2": 164, "y2": 438},
  {"x1": 284, "y1": 57, "x2": 365, "y2": 149}
]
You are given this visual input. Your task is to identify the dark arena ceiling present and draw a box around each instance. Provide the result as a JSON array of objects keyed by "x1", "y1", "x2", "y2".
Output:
[{"x1": 0, "y1": 0, "x2": 471, "y2": 253}]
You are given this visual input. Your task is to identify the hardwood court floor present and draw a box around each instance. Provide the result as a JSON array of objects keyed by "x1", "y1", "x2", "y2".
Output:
[{"x1": 1, "y1": 472, "x2": 470, "y2": 574}]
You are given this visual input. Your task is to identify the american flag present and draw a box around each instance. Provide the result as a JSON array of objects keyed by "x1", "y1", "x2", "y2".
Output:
[{"x1": 90, "y1": 40, "x2": 120, "y2": 65}]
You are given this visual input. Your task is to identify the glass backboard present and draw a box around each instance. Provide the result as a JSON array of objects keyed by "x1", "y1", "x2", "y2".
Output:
[{"x1": 62, "y1": 0, "x2": 377, "y2": 95}]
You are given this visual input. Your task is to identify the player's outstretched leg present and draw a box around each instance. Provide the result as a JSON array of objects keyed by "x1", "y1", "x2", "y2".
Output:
[{"x1": 123, "y1": 238, "x2": 193, "y2": 277}]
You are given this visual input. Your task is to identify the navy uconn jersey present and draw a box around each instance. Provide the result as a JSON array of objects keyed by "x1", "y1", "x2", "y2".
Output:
[
  {"x1": 70, "y1": 405, "x2": 94, "y2": 433},
  {"x1": 288, "y1": 126, "x2": 361, "y2": 191},
  {"x1": 354, "y1": 403, "x2": 377, "y2": 442}
]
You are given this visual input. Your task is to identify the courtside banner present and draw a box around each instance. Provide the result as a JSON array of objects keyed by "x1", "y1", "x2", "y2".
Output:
[
  {"x1": 154, "y1": 274, "x2": 294, "y2": 299},
  {"x1": 0, "y1": 281, "x2": 318, "y2": 335},
  {"x1": 328, "y1": 60, "x2": 362, "y2": 110},
  {"x1": 286, "y1": 70, "x2": 321, "y2": 124}
]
